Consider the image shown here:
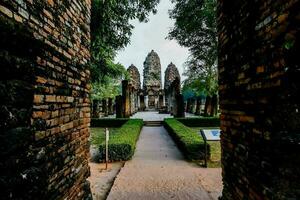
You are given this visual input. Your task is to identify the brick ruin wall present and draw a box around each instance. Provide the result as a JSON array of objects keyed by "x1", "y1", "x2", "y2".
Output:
[
  {"x1": 218, "y1": 0, "x2": 300, "y2": 199},
  {"x1": 0, "y1": 0, "x2": 91, "y2": 199}
]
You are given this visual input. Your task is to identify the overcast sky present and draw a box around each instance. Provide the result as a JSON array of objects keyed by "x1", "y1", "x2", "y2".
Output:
[{"x1": 115, "y1": 0, "x2": 190, "y2": 87}]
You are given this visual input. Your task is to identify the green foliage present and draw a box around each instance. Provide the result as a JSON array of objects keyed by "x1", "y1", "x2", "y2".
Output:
[
  {"x1": 91, "y1": 78, "x2": 122, "y2": 100},
  {"x1": 164, "y1": 118, "x2": 208, "y2": 160},
  {"x1": 169, "y1": 0, "x2": 218, "y2": 97},
  {"x1": 90, "y1": 0, "x2": 160, "y2": 99},
  {"x1": 176, "y1": 117, "x2": 220, "y2": 127},
  {"x1": 182, "y1": 78, "x2": 206, "y2": 100},
  {"x1": 91, "y1": 0, "x2": 160, "y2": 83},
  {"x1": 92, "y1": 119, "x2": 143, "y2": 162},
  {"x1": 91, "y1": 127, "x2": 119, "y2": 146},
  {"x1": 91, "y1": 118, "x2": 128, "y2": 127}
]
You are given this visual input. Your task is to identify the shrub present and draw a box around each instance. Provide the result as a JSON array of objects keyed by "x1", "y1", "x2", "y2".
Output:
[
  {"x1": 164, "y1": 118, "x2": 209, "y2": 160},
  {"x1": 176, "y1": 117, "x2": 220, "y2": 127},
  {"x1": 91, "y1": 118, "x2": 128, "y2": 127},
  {"x1": 95, "y1": 119, "x2": 143, "y2": 161}
]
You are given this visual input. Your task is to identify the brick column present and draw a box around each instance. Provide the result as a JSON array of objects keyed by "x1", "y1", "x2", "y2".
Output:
[
  {"x1": 0, "y1": 0, "x2": 92, "y2": 199},
  {"x1": 218, "y1": 0, "x2": 300, "y2": 199}
]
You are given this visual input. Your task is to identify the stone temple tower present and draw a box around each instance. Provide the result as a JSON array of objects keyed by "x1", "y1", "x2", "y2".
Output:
[
  {"x1": 143, "y1": 50, "x2": 162, "y2": 109},
  {"x1": 143, "y1": 50, "x2": 162, "y2": 90},
  {"x1": 164, "y1": 62, "x2": 180, "y2": 90}
]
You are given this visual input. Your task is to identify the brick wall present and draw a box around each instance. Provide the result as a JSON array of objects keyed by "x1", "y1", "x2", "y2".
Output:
[
  {"x1": 0, "y1": 0, "x2": 91, "y2": 199},
  {"x1": 218, "y1": 0, "x2": 300, "y2": 199}
]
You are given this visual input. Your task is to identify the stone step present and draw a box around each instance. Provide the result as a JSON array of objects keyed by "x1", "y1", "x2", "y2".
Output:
[{"x1": 143, "y1": 121, "x2": 163, "y2": 126}]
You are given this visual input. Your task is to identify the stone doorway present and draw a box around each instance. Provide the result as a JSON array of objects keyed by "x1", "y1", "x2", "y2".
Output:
[{"x1": 148, "y1": 95, "x2": 156, "y2": 108}]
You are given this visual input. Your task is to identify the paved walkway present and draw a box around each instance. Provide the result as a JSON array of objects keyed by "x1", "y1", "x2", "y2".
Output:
[
  {"x1": 107, "y1": 126, "x2": 222, "y2": 200},
  {"x1": 130, "y1": 111, "x2": 198, "y2": 121},
  {"x1": 131, "y1": 111, "x2": 172, "y2": 121}
]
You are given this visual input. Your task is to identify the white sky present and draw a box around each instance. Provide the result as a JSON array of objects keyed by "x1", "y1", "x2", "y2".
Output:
[{"x1": 115, "y1": 0, "x2": 190, "y2": 87}]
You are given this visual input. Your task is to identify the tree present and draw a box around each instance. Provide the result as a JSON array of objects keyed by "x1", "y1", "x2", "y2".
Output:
[
  {"x1": 91, "y1": 0, "x2": 160, "y2": 84},
  {"x1": 168, "y1": 0, "x2": 218, "y2": 116}
]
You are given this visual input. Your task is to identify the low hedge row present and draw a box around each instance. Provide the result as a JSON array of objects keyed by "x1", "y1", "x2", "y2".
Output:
[
  {"x1": 176, "y1": 117, "x2": 220, "y2": 127},
  {"x1": 97, "y1": 119, "x2": 143, "y2": 161},
  {"x1": 91, "y1": 118, "x2": 129, "y2": 127},
  {"x1": 164, "y1": 118, "x2": 209, "y2": 160}
]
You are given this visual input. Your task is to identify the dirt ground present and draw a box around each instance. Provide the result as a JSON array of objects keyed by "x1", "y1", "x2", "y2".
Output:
[{"x1": 88, "y1": 162, "x2": 124, "y2": 200}]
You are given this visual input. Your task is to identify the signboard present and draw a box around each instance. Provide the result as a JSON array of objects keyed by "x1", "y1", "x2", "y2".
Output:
[
  {"x1": 199, "y1": 129, "x2": 221, "y2": 168},
  {"x1": 200, "y1": 129, "x2": 220, "y2": 141}
]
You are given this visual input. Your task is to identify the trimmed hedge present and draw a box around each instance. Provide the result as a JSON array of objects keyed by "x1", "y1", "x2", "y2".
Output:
[
  {"x1": 91, "y1": 118, "x2": 129, "y2": 127},
  {"x1": 164, "y1": 118, "x2": 209, "y2": 160},
  {"x1": 176, "y1": 117, "x2": 220, "y2": 127},
  {"x1": 97, "y1": 119, "x2": 143, "y2": 161}
]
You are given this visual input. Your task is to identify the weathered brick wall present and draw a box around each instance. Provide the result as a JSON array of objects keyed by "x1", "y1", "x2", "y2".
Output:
[
  {"x1": 0, "y1": 0, "x2": 91, "y2": 199},
  {"x1": 218, "y1": 0, "x2": 300, "y2": 199}
]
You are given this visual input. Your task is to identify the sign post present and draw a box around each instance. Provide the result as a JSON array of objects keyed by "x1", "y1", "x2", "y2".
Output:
[
  {"x1": 200, "y1": 129, "x2": 220, "y2": 168},
  {"x1": 105, "y1": 128, "x2": 109, "y2": 170}
]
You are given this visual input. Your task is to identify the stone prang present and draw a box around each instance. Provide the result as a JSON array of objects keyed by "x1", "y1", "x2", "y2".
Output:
[
  {"x1": 127, "y1": 64, "x2": 141, "y2": 90},
  {"x1": 164, "y1": 62, "x2": 180, "y2": 89},
  {"x1": 143, "y1": 50, "x2": 162, "y2": 92}
]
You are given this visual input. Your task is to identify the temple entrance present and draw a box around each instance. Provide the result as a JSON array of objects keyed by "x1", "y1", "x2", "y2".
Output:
[{"x1": 148, "y1": 95, "x2": 156, "y2": 108}]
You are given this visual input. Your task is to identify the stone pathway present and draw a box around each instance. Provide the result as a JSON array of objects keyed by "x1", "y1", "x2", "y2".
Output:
[
  {"x1": 130, "y1": 111, "x2": 197, "y2": 121},
  {"x1": 107, "y1": 126, "x2": 222, "y2": 200},
  {"x1": 131, "y1": 111, "x2": 172, "y2": 121}
]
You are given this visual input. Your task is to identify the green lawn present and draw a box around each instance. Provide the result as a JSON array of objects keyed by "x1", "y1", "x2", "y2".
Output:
[
  {"x1": 90, "y1": 127, "x2": 120, "y2": 146},
  {"x1": 191, "y1": 127, "x2": 221, "y2": 168}
]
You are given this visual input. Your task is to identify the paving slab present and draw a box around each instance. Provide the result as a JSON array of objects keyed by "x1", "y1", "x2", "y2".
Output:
[
  {"x1": 131, "y1": 111, "x2": 172, "y2": 121},
  {"x1": 107, "y1": 126, "x2": 222, "y2": 200}
]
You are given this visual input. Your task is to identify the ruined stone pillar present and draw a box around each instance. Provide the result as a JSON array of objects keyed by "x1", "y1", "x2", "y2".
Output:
[
  {"x1": 128, "y1": 85, "x2": 132, "y2": 115},
  {"x1": 108, "y1": 98, "x2": 113, "y2": 115},
  {"x1": 174, "y1": 94, "x2": 185, "y2": 118},
  {"x1": 102, "y1": 99, "x2": 108, "y2": 117},
  {"x1": 145, "y1": 95, "x2": 148, "y2": 109},
  {"x1": 115, "y1": 95, "x2": 123, "y2": 118},
  {"x1": 159, "y1": 95, "x2": 164, "y2": 109},
  {"x1": 192, "y1": 98, "x2": 197, "y2": 114},
  {"x1": 186, "y1": 98, "x2": 190, "y2": 112},
  {"x1": 136, "y1": 93, "x2": 140, "y2": 111},
  {"x1": 92, "y1": 99, "x2": 100, "y2": 118},
  {"x1": 204, "y1": 96, "x2": 212, "y2": 116},
  {"x1": 140, "y1": 95, "x2": 145, "y2": 111},
  {"x1": 195, "y1": 98, "x2": 201, "y2": 115},
  {"x1": 122, "y1": 80, "x2": 130, "y2": 118},
  {"x1": 211, "y1": 94, "x2": 218, "y2": 116},
  {"x1": 129, "y1": 85, "x2": 135, "y2": 115}
]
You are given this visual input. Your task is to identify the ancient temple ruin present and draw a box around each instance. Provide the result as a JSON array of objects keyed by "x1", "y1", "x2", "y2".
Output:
[
  {"x1": 127, "y1": 64, "x2": 141, "y2": 114},
  {"x1": 164, "y1": 62, "x2": 181, "y2": 114},
  {"x1": 143, "y1": 50, "x2": 163, "y2": 109},
  {"x1": 118, "y1": 50, "x2": 183, "y2": 116}
]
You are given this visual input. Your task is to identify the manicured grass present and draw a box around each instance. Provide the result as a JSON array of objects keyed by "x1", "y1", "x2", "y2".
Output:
[
  {"x1": 91, "y1": 119, "x2": 143, "y2": 162},
  {"x1": 90, "y1": 127, "x2": 120, "y2": 146},
  {"x1": 164, "y1": 118, "x2": 207, "y2": 160}
]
